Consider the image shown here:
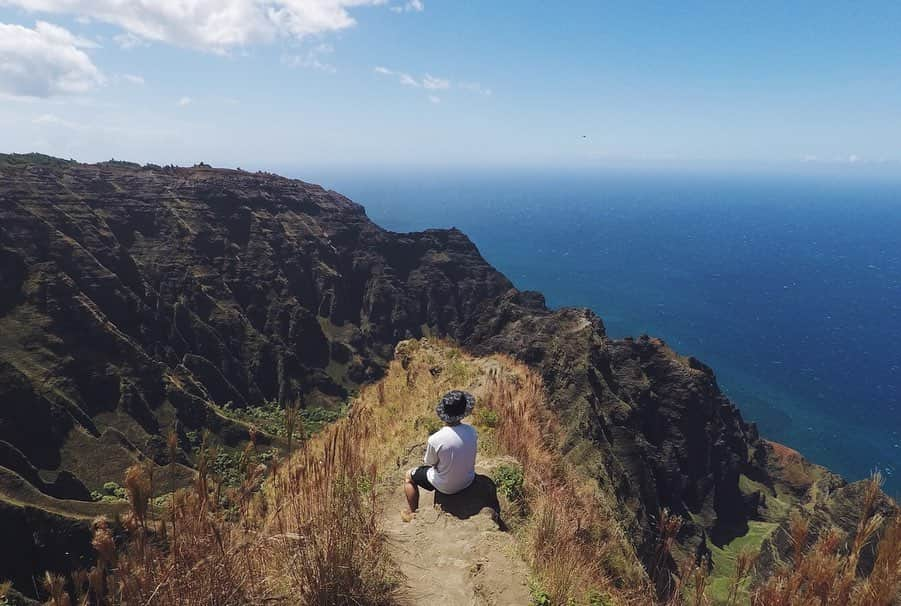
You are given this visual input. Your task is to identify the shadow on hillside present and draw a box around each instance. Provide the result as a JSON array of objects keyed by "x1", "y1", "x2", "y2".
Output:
[{"x1": 433, "y1": 474, "x2": 504, "y2": 527}]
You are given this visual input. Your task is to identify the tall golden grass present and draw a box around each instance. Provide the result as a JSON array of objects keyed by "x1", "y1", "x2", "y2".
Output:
[
  {"x1": 48, "y1": 399, "x2": 397, "y2": 604},
  {"x1": 35, "y1": 338, "x2": 897, "y2": 606},
  {"x1": 34, "y1": 338, "x2": 658, "y2": 605},
  {"x1": 477, "y1": 357, "x2": 654, "y2": 605},
  {"x1": 750, "y1": 474, "x2": 901, "y2": 606}
]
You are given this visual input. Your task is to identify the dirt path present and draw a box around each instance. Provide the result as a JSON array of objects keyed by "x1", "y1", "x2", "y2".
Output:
[{"x1": 377, "y1": 449, "x2": 532, "y2": 606}]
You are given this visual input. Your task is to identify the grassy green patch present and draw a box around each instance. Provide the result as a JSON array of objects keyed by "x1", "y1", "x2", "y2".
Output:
[
  {"x1": 707, "y1": 520, "x2": 778, "y2": 605},
  {"x1": 738, "y1": 474, "x2": 792, "y2": 520},
  {"x1": 220, "y1": 401, "x2": 346, "y2": 439}
]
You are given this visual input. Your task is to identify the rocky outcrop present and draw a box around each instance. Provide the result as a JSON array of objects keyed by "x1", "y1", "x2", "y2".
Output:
[
  {"x1": 465, "y1": 291, "x2": 769, "y2": 565},
  {"x1": 0, "y1": 154, "x2": 890, "y2": 597}
]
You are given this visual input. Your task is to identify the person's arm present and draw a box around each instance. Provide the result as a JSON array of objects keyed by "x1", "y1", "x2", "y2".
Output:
[{"x1": 423, "y1": 437, "x2": 439, "y2": 466}]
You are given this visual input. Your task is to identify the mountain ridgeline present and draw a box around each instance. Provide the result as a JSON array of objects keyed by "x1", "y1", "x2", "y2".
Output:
[{"x1": 0, "y1": 154, "x2": 892, "y2": 599}]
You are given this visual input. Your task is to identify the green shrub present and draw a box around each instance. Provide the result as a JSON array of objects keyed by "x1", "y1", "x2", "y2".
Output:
[
  {"x1": 223, "y1": 401, "x2": 346, "y2": 438},
  {"x1": 474, "y1": 407, "x2": 499, "y2": 428},
  {"x1": 493, "y1": 464, "x2": 525, "y2": 503},
  {"x1": 529, "y1": 578, "x2": 551, "y2": 606},
  {"x1": 587, "y1": 589, "x2": 615, "y2": 606},
  {"x1": 92, "y1": 481, "x2": 128, "y2": 502},
  {"x1": 212, "y1": 450, "x2": 243, "y2": 487}
]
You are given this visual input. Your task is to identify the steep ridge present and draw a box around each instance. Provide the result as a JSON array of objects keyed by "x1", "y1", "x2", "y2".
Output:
[{"x1": 0, "y1": 154, "x2": 891, "y2": 598}]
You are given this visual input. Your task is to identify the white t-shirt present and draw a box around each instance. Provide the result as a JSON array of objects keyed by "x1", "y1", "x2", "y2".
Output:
[{"x1": 424, "y1": 423, "x2": 478, "y2": 494}]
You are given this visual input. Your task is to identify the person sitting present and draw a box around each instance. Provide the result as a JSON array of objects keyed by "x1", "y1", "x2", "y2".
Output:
[{"x1": 404, "y1": 390, "x2": 478, "y2": 514}]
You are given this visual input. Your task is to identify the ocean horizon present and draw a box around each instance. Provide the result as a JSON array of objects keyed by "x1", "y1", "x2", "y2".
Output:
[{"x1": 304, "y1": 169, "x2": 901, "y2": 497}]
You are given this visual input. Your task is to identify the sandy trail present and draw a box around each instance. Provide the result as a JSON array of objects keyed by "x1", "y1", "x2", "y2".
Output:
[{"x1": 377, "y1": 449, "x2": 532, "y2": 606}]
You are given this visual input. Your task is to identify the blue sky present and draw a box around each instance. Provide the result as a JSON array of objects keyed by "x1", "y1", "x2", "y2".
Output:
[{"x1": 2, "y1": 1, "x2": 901, "y2": 175}]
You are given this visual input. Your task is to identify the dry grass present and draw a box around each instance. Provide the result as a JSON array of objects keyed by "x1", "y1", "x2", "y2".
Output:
[
  {"x1": 48, "y1": 398, "x2": 398, "y2": 604},
  {"x1": 41, "y1": 338, "x2": 895, "y2": 606},
  {"x1": 40, "y1": 338, "x2": 475, "y2": 606},
  {"x1": 475, "y1": 355, "x2": 653, "y2": 605},
  {"x1": 750, "y1": 473, "x2": 901, "y2": 606},
  {"x1": 31, "y1": 338, "x2": 657, "y2": 605}
]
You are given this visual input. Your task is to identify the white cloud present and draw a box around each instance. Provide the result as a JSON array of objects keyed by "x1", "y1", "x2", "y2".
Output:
[
  {"x1": 2, "y1": 0, "x2": 386, "y2": 53},
  {"x1": 0, "y1": 20, "x2": 103, "y2": 97},
  {"x1": 398, "y1": 73, "x2": 419, "y2": 87},
  {"x1": 177, "y1": 96, "x2": 192, "y2": 106},
  {"x1": 422, "y1": 73, "x2": 448, "y2": 90},
  {"x1": 390, "y1": 0, "x2": 423, "y2": 13},
  {"x1": 428, "y1": 94, "x2": 439, "y2": 104},
  {"x1": 374, "y1": 66, "x2": 449, "y2": 90},
  {"x1": 122, "y1": 73, "x2": 144, "y2": 85},
  {"x1": 282, "y1": 43, "x2": 335, "y2": 72}
]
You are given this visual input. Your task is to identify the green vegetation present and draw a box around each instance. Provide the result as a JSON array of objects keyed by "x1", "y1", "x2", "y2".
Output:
[
  {"x1": 493, "y1": 464, "x2": 525, "y2": 504},
  {"x1": 474, "y1": 407, "x2": 499, "y2": 428},
  {"x1": 91, "y1": 481, "x2": 128, "y2": 503},
  {"x1": 221, "y1": 400, "x2": 346, "y2": 439},
  {"x1": 706, "y1": 521, "x2": 777, "y2": 604},
  {"x1": 528, "y1": 578, "x2": 552, "y2": 606},
  {"x1": 587, "y1": 589, "x2": 615, "y2": 606},
  {"x1": 738, "y1": 474, "x2": 791, "y2": 519},
  {"x1": 0, "y1": 153, "x2": 75, "y2": 168}
]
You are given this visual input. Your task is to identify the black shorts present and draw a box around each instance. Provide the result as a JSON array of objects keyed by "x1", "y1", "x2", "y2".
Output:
[{"x1": 410, "y1": 466, "x2": 436, "y2": 491}]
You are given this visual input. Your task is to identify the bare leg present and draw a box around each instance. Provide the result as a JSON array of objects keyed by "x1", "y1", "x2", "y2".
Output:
[{"x1": 404, "y1": 470, "x2": 419, "y2": 513}]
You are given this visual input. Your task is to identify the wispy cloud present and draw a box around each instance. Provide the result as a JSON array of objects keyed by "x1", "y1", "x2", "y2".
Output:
[
  {"x1": 282, "y1": 43, "x2": 336, "y2": 72},
  {"x1": 390, "y1": 0, "x2": 424, "y2": 13},
  {"x1": 422, "y1": 74, "x2": 449, "y2": 90},
  {"x1": 375, "y1": 66, "x2": 427, "y2": 87},
  {"x1": 374, "y1": 66, "x2": 491, "y2": 102},
  {"x1": 428, "y1": 95, "x2": 440, "y2": 104},
  {"x1": 122, "y1": 73, "x2": 145, "y2": 85},
  {"x1": 375, "y1": 66, "x2": 421, "y2": 87},
  {"x1": 177, "y1": 96, "x2": 192, "y2": 107}
]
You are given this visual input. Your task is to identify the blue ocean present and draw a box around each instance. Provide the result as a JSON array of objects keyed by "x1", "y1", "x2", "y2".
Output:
[{"x1": 307, "y1": 170, "x2": 901, "y2": 496}]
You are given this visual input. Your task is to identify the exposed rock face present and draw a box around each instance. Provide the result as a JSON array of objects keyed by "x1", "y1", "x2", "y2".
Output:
[
  {"x1": 0, "y1": 154, "x2": 889, "y2": 596},
  {"x1": 0, "y1": 154, "x2": 510, "y2": 485},
  {"x1": 465, "y1": 292, "x2": 768, "y2": 565}
]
